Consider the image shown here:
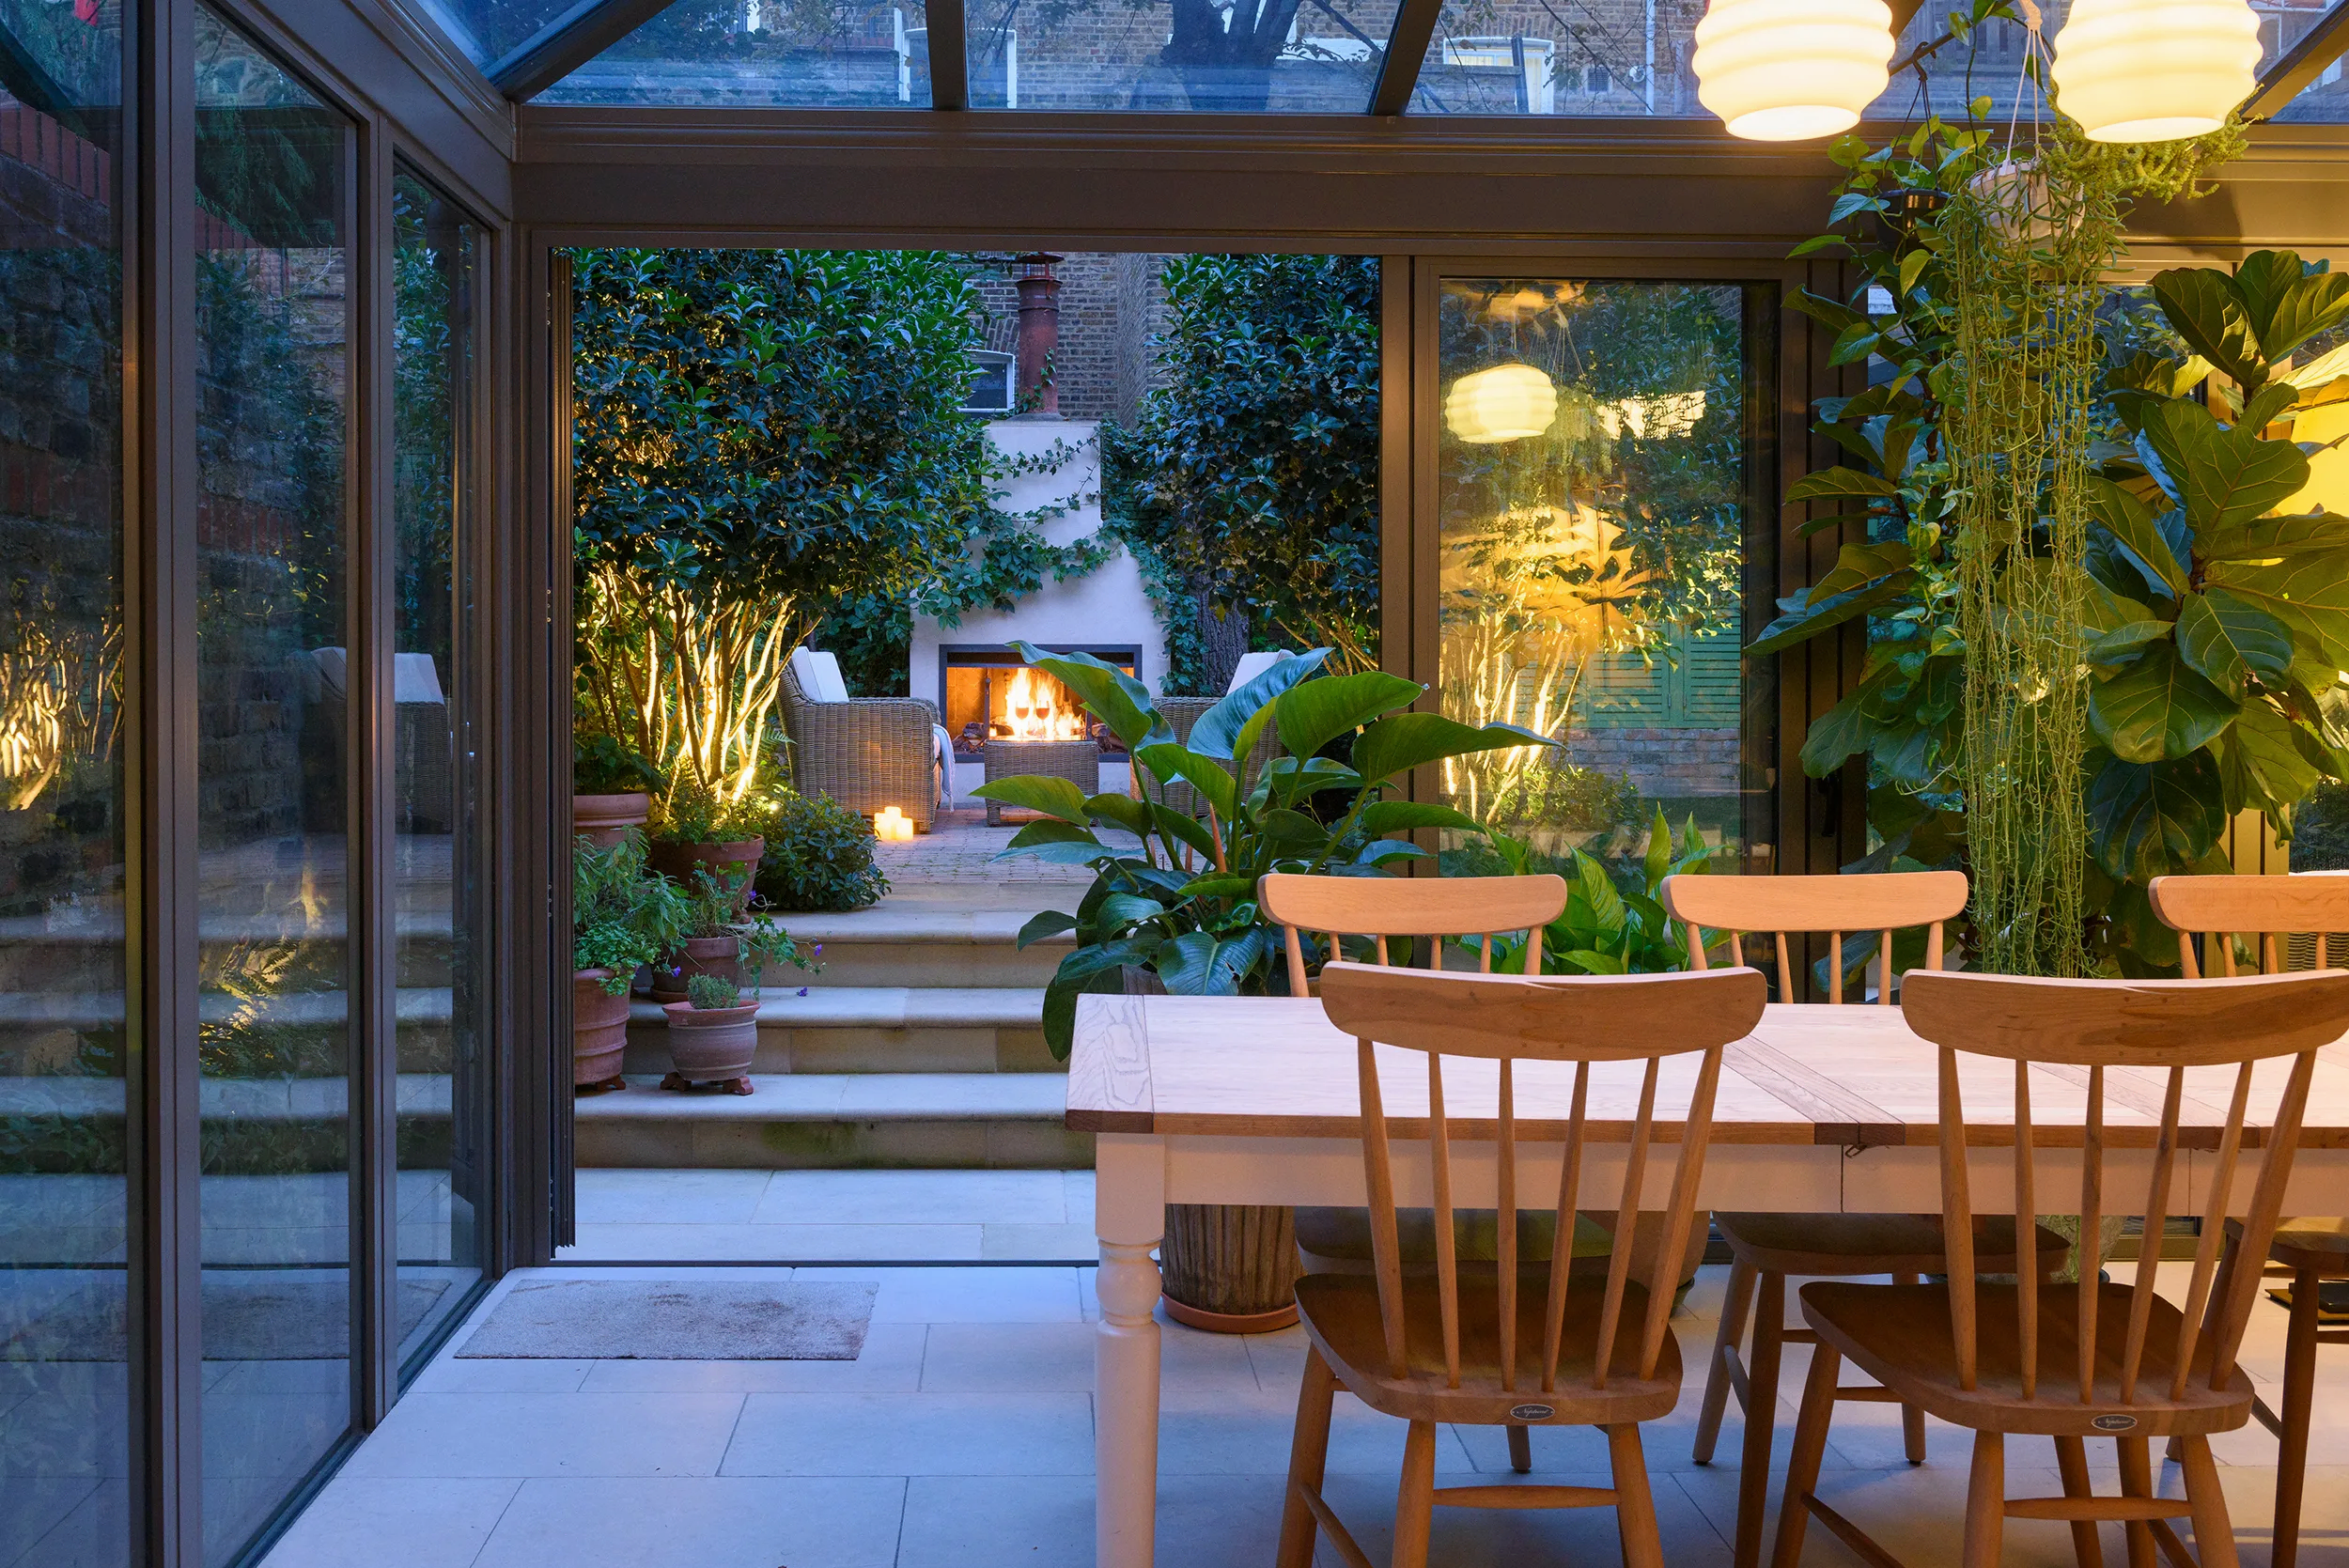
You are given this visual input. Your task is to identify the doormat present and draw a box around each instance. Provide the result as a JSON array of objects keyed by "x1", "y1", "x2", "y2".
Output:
[
  {"x1": 1, "y1": 1275, "x2": 448, "y2": 1361},
  {"x1": 456, "y1": 1280, "x2": 879, "y2": 1360}
]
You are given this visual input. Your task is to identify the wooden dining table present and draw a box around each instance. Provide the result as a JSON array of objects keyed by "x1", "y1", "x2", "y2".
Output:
[{"x1": 1066, "y1": 991, "x2": 2349, "y2": 1568}]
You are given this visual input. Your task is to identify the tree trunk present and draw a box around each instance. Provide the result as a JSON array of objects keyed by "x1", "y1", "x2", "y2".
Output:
[{"x1": 1199, "y1": 592, "x2": 1250, "y2": 696}]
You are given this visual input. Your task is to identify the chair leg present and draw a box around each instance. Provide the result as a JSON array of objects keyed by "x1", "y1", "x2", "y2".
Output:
[
  {"x1": 1962, "y1": 1431, "x2": 2005, "y2": 1568},
  {"x1": 1276, "y1": 1348, "x2": 1336, "y2": 1568},
  {"x1": 1734, "y1": 1270, "x2": 1787, "y2": 1568},
  {"x1": 1694, "y1": 1252, "x2": 1758, "y2": 1465},
  {"x1": 2055, "y1": 1435, "x2": 2107, "y2": 1568},
  {"x1": 2178, "y1": 1435, "x2": 2241, "y2": 1568},
  {"x1": 2273, "y1": 1262, "x2": 2323, "y2": 1568},
  {"x1": 2116, "y1": 1435, "x2": 2157, "y2": 1568},
  {"x1": 1506, "y1": 1424, "x2": 1532, "y2": 1473},
  {"x1": 1608, "y1": 1422, "x2": 1666, "y2": 1568},
  {"x1": 1392, "y1": 1420, "x2": 1438, "y2": 1568},
  {"x1": 1767, "y1": 1337, "x2": 1841, "y2": 1568},
  {"x1": 1892, "y1": 1270, "x2": 1927, "y2": 1466}
]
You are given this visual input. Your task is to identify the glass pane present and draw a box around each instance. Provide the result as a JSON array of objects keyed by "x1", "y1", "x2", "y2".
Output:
[
  {"x1": 2264, "y1": 0, "x2": 2349, "y2": 122},
  {"x1": 966, "y1": 0, "x2": 1400, "y2": 111},
  {"x1": 0, "y1": 2, "x2": 131, "y2": 1563},
  {"x1": 1408, "y1": 0, "x2": 1692, "y2": 115},
  {"x1": 404, "y1": 0, "x2": 583, "y2": 70},
  {"x1": 1862, "y1": 0, "x2": 2055, "y2": 122},
  {"x1": 541, "y1": 0, "x2": 933, "y2": 106},
  {"x1": 194, "y1": 9, "x2": 354, "y2": 1562},
  {"x1": 391, "y1": 171, "x2": 487, "y2": 1375},
  {"x1": 1437, "y1": 279, "x2": 1774, "y2": 881}
]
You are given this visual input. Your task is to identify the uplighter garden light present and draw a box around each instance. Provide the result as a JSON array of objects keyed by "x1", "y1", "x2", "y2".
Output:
[
  {"x1": 2049, "y1": 0, "x2": 2263, "y2": 144},
  {"x1": 1691, "y1": 0, "x2": 1896, "y2": 142},
  {"x1": 1441, "y1": 363, "x2": 1558, "y2": 444}
]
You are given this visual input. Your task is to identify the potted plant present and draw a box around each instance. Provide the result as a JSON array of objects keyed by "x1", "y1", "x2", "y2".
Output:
[
  {"x1": 572, "y1": 831, "x2": 691, "y2": 1093},
  {"x1": 660, "y1": 972, "x2": 764, "y2": 1095},
  {"x1": 649, "y1": 779, "x2": 766, "y2": 913},
  {"x1": 977, "y1": 641, "x2": 1546, "y2": 1330},
  {"x1": 650, "y1": 863, "x2": 814, "y2": 1001},
  {"x1": 754, "y1": 788, "x2": 892, "y2": 912},
  {"x1": 574, "y1": 734, "x2": 663, "y2": 847}
]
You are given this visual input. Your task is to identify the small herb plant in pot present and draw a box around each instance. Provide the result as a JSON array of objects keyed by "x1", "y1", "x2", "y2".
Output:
[
  {"x1": 661, "y1": 974, "x2": 763, "y2": 1095},
  {"x1": 649, "y1": 779, "x2": 766, "y2": 913},
  {"x1": 574, "y1": 734, "x2": 663, "y2": 848},
  {"x1": 573, "y1": 831, "x2": 691, "y2": 1093},
  {"x1": 650, "y1": 863, "x2": 815, "y2": 1001}
]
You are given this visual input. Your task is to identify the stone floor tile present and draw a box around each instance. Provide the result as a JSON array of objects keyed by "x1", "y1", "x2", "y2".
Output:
[
  {"x1": 894, "y1": 1474, "x2": 1093, "y2": 1568},
  {"x1": 571, "y1": 1169, "x2": 773, "y2": 1225},
  {"x1": 979, "y1": 1223, "x2": 1096, "y2": 1261},
  {"x1": 794, "y1": 1265, "x2": 1085, "y2": 1323},
  {"x1": 257, "y1": 1477, "x2": 520, "y2": 1568},
  {"x1": 471, "y1": 1477, "x2": 906, "y2": 1568},
  {"x1": 406, "y1": 1357, "x2": 597, "y2": 1394},
  {"x1": 562, "y1": 1222, "x2": 983, "y2": 1263},
  {"x1": 578, "y1": 1323, "x2": 927, "y2": 1394},
  {"x1": 721, "y1": 1390, "x2": 1094, "y2": 1477},
  {"x1": 752, "y1": 1169, "x2": 1066, "y2": 1226},
  {"x1": 339, "y1": 1391, "x2": 745, "y2": 1479}
]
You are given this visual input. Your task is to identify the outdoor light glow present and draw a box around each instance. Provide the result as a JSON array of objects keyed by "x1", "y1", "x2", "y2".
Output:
[
  {"x1": 2050, "y1": 0, "x2": 2262, "y2": 144},
  {"x1": 1690, "y1": 0, "x2": 1895, "y2": 143},
  {"x1": 1001, "y1": 668, "x2": 1088, "y2": 742},
  {"x1": 1443, "y1": 363, "x2": 1559, "y2": 444},
  {"x1": 874, "y1": 806, "x2": 913, "y2": 841}
]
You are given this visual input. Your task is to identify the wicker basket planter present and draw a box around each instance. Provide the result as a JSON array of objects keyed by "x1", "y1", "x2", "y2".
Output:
[
  {"x1": 649, "y1": 837, "x2": 765, "y2": 911},
  {"x1": 572, "y1": 970, "x2": 630, "y2": 1092},
  {"x1": 661, "y1": 1000, "x2": 760, "y2": 1095},
  {"x1": 983, "y1": 739, "x2": 1101, "y2": 825},
  {"x1": 649, "y1": 934, "x2": 742, "y2": 1002},
  {"x1": 573, "y1": 792, "x2": 651, "y2": 848}
]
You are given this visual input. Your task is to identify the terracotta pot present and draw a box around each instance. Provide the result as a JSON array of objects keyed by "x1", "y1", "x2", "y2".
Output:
[
  {"x1": 649, "y1": 934, "x2": 743, "y2": 1002},
  {"x1": 572, "y1": 970, "x2": 631, "y2": 1088},
  {"x1": 574, "y1": 792, "x2": 651, "y2": 848},
  {"x1": 649, "y1": 837, "x2": 766, "y2": 912},
  {"x1": 661, "y1": 1000, "x2": 761, "y2": 1091}
]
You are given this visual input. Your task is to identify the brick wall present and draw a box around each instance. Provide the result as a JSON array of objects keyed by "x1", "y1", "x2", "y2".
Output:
[
  {"x1": 967, "y1": 250, "x2": 1172, "y2": 425},
  {"x1": 1569, "y1": 727, "x2": 1738, "y2": 801}
]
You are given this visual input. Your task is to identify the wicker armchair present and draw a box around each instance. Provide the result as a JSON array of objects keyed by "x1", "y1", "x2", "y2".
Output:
[
  {"x1": 1143, "y1": 695, "x2": 1272, "y2": 819},
  {"x1": 781, "y1": 662, "x2": 941, "y2": 831}
]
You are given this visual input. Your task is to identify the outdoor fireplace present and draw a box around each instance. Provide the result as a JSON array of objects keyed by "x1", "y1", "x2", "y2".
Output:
[{"x1": 940, "y1": 644, "x2": 1142, "y2": 756}]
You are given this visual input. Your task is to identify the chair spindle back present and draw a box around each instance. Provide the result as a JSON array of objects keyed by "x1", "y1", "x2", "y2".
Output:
[
  {"x1": 2150, "y1": 873, "x2": 2349, "y2": 979},
  {"x1": 1900, "y1": 969, "x2": 2349, "y2": 1406},
  {"x1": 1316, "y1": 961, "x2": 1768, "y2": 1396},
  {"x1": 1661, "y1": 870, "x2": 1968, "y2": 1004},
  {"x1": 1261, "y1": 873, "x2": 1568, "y2": 995}
]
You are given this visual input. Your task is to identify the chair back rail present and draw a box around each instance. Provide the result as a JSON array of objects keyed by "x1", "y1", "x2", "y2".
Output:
[
  {"x1": 1661, "y1": 869, "x2": 1967, "y2": 1004},
  {"x1": 1317, "y1": 961, "x2": 1767, "y2": 1397},
  {"x1": 1261, "y1": 872, "x2": 1567, "y2": 995},
  {"x1": 2148, "y1": 872, "x2": 2349, "y2": 979},
  {"x1": 1900, "y1": 969, "x2": 2349, "y2": 1406}
]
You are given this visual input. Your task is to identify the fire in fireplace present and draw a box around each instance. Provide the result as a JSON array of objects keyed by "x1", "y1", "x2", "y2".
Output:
[{"x1": 940, "y1": 644, "x2": 1142, "y2": 756}]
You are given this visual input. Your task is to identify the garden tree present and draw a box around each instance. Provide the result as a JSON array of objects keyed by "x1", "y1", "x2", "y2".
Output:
[
  {"x1": 571, "y1": 247, "x2": 995, "y2": 800},
  {"x1": 1106, "y1": 254, "x2": 1380, "y2": 689}
]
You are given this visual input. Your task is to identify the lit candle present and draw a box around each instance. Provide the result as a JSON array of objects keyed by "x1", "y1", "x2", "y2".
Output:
[{"x1": 875, "y1": 807, "x2": 910, "y2": 841}]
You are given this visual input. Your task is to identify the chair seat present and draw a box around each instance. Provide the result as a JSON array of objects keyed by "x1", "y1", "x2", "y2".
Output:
[
  {"x1": 1714, "y1": 1210, "x2": 2069, "y2": 1277},
  {"x1": 2226, "y1": 1215, "x2": 2349, "y2": 1274},
  {"x1": 1296, "y1": 1206, "x2": 1612, "y2": 1276},
  {"x1": 1798, "y1": 1280, "x2": 2254, "y2": 1437},
  {"x1": 1295, "y1": 1270, "x2": 1682, "y2": 1427}
]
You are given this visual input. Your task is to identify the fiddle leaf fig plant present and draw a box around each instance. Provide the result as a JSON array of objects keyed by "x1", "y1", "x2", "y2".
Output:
[
  {"x1": 977, "y1": 641, "x2": 1549, "y2": 1057},
  {"x1": 2078, "y1": 250, "x2": 2349, "y2": 963}
]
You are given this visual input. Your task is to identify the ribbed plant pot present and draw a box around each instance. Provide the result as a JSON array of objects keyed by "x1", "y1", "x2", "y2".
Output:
[
  {"x1": 572, "y1": 970, "x2": 630, "y2": 1091},
  {"x1": 649, "y1": 837, "x2": 766, "y2": 911},
  {"x1": 661, "y1": 1001, "x2": 760, "y2": 1095},
  {"x1": 573, "y1": 792, "x2": 651, "y2": 848},
  {"x1": 1118, "y1": 964, "x2": 1302, "y2": 1331},
  {"x1": 649, "y1": 934, "x2": 742, "y2": 1002}
]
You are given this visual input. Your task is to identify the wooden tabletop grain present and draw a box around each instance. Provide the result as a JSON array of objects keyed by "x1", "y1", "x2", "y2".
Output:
[{"x1": 1065, "y1": 994, "x2": 2349, "y2": 1150}]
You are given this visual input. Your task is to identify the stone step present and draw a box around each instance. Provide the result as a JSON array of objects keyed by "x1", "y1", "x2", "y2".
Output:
[
  {"x1": 571, "y1": 1072, "x2": 1090, "y2": 1171},
  {"x1": 770, "y1": 906, "x2": 1069, "y2": 989},
  {"x1": 0, "y1": 919, "x2": 457, "y2": 993},
  {"x1": 621, "y1": 986, "x2": 1053, "y2": 1074}
]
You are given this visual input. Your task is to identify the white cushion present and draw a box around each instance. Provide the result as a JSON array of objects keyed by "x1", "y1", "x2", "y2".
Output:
[
  {"x1": 394, "y1": 652, "x2": 445, "y2": 706},
  {"x1": 1226, "y1": 650, "x2": 1295, "y2": 692},
  {"x1": 308, "y1": 646, "x2": 348, "y2": 701},
  {"x1": 790, "y1": 646, "x2": 851, "y2": 704}
]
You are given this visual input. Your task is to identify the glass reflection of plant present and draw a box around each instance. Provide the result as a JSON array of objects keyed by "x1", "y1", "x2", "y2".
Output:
[
  {"x1": 0, "y1": 613, "x2": 121, "y2": 812},
  {"x1": 1437, "y1": 280, "x2": 1745, "y2": 824}
]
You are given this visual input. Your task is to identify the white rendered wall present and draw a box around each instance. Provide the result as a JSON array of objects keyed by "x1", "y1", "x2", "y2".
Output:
[{"x1": 908, "y1": 419, "x2": 1171, "y2": 708}]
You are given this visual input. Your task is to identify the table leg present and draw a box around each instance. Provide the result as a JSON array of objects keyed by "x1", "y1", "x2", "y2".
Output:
[{"x1": 1097, "y1": 1135, "x2": 1167, "y2": 1568}]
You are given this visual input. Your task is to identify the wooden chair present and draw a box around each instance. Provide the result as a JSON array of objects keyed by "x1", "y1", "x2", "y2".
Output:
[
  {"x1": 1279, "y1": 959, "x2": 1769, "y2": 1568},
  {"x1": 1262, "y1": 871, "x2": 1572, "y2": 1473},
  {"x1": 1772, "y1": 967, "x2": 2349, "y2": 1568},
  {"x1": 2151, "y1": 873, "x2": 2349, "y2": 1568},
  {"x1": 1664, "y1": 870, "x2": 2066, "y2": 1568}
]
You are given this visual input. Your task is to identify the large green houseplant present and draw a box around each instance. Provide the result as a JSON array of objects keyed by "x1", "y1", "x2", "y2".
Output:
[{"x1": 979, "y1": 640, "x2": 1544, "y2": 1329}]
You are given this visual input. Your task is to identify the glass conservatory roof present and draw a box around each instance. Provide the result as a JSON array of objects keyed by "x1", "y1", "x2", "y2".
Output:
[{"x1": 413, "y1": 0, "x2": 2349, "y2": 123}]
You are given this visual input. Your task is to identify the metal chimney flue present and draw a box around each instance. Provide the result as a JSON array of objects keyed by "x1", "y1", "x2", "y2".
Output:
[{"x1": 1013, "y1": 252, "x2": 1063, "y2": 418}]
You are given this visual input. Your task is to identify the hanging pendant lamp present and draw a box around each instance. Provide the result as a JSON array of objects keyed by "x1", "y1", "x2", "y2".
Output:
[
  {"x1": 1691, "y1": 0, "x2": 1896, "y2": 143},
  {"x1": 2050, "y1": 0, "x2": 2262, "y2": 145},
  {"x1": 1444, "y1": 364, "x2": 1559, "y2": 445}
]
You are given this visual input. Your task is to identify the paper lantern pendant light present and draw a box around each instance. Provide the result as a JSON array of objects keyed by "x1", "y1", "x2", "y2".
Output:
[
  {"x1": 1444, "y1": 364, "x2": 1558, "y2": 445},
  {"x1": 1691, "y1": 0, "x2": 1896, "y2": 143},
  {"x1": 2050, "y1": 0, "x2": 2262, "y2": 145}
]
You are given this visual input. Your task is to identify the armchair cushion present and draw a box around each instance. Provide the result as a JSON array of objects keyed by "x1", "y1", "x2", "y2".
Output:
[{"x1": 789, "y1": 646, "x2": 851, "y2": 704}]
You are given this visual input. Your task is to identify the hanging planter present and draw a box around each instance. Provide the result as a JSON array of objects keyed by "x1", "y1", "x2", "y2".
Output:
[
  {"x1": 1691, "y1": 0, "x2": 1896, "y2": 142},
  {"x1": 2050, "y1": 0, "x2": 2262, "y2": 146}
]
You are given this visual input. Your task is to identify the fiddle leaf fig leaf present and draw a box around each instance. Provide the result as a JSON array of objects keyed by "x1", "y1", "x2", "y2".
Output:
[
  {"x1": 2219, "y1": 701, "x2": 2321, "y2": 814},
  {"x1": 2253, "y1": 268, "x2": 2349, "y2": 365},
  {"x1": 2084, "y1": 474, "x2": 2187, "y2": 598},
  {"x1": 2174, "y1": 592, "x2": 2250, "y2": 699},
  {"x1": 2088, "y1": 642, "x2": 2240, "y2": 764},
  {"x1": 2152, "y1": 266, "x2": 2266, "y2": 389},
  {"x1": 2088, "y1": 751, "x2": 2229, "y2": 881},
  {"x1": 2195, "y1": 587, "x2": 2295, "y2": 681}
]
